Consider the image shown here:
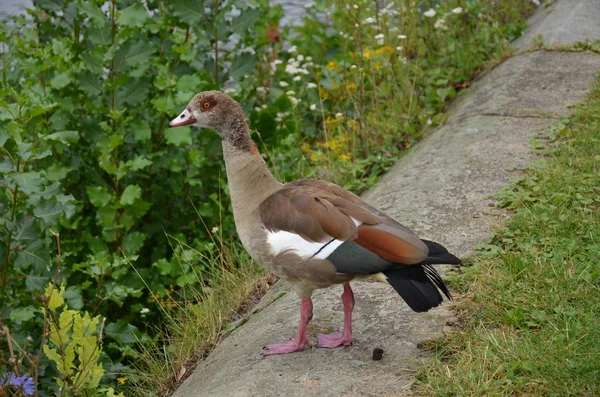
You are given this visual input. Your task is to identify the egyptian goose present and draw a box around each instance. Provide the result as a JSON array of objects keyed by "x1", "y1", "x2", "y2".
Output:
[{"x1": 168, "y1": 91, "x2": 461, "y2": 355}]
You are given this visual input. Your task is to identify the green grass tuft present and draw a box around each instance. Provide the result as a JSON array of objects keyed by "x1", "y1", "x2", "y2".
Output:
[{"x1": 414, "y1": 78, "x2": 600, "y2": 396}]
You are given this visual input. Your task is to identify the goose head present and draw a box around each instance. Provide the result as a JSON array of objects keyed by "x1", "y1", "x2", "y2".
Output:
[{"x1": 169, "y1": 90, "x2": 245, "y2": 134}]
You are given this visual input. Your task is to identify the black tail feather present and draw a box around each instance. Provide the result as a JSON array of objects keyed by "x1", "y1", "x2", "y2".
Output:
[{"x1": 383, "y1": 239, "x2": 460, "y2": 312}]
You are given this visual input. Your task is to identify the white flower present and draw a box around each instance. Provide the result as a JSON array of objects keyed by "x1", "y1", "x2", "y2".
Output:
[
  {"x1": 423, "y1": 8, "x2": 436, "y2": 17},
  {"x1": 310, "y1": 104, "x2": 317, "y2": 111},
  {"x1": 434, "y1": 18, "x2": 447, "y2": 30},
  {"x1": 273, "y1": 59, "x2": 283, "y2": 65},
  {"x1": 256, "y1": 86, "x2": 266, "y2": 93},
  {"x1": 254, "y1": 107, "x2": 261, "y2": 112},
  {"x1": 290, "y1": 97, "x2": 299, "y2": 106},
  {"x1": 261, "y1": 104, "x2": 267, "y2": 109},
  {"x1": 532, "y1": 0, "x2": 540, "y2": 5},
  {"x1": 375, "y1": 33, "x2": 385, "y2": 45},
  {"x1": 304, "y1": 2, "x2": 314, "y2": 9},
  {"x1": 353, "y1": 4, "x2": 358, "y2": 9},
  {"x1": 396, "y1": 46, "x2": 403, "y2": 51},
  {"x1": 452, "y1": 7, "x2": 463, "y2": 14},
  {"x1": 141, "y1": 308, "x2": 150, "y2": 314},
  {"x1": 355, "y1": 23, "x2": 359, "y2": 28},
  {"x1": 296, "y1": 54, "x2": 304, "y2": 61},
  {"x1": 335, "y1": 112, "x2": 343, "y2": 118},
  {"x1": 211, "y1": 226, "x2": 219, "y2": 233},
  {"x1": 279, "y1": 81, "x2": 289, "y2": 87},
  {"x1": 293, "y1": 76, "x2": 302, "y2": 82},
  {"x1": 350, "y1": 64, "x2": 357, "y2": 69},
  {"x1": 397, "y1": 34, "x2": 407, "y2": 39},
  {"x1": 363, "y1": 17, "x2": 375, "y2": 24},
  {"x1": 287, "y1": 45, "x2": 298, "y2": 54},
  {"x1": 427, "y1": 118, "x2": 432, "y2": 125},
  {"x1": 307, "y1": 82, "x2": 317, "y2": 88},
  {"x1": 286, "y1": 90, "x2": 296, "y2": 96},
  {"x1": 224, "y1": 88, "x2": 236, "y2": 94},
  {"x1": 306, "y1": 56, "x2": 313, "y2": 61}
]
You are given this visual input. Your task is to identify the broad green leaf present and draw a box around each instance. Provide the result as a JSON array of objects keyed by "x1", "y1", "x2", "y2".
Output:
[
  {"x1": 10, "y1": 306, "x2": 36, "y2": 324},
  {"x1": 118, "y1": 4, "x2": 148, "y2": 27},
  {"x1": 10, "y1": 171, "x2": 42, "y2": 195},
  {"x1": 120, "y1": 185, "x2": 142, "y2": 206},
  {"x1": 229, "y1": 53, "x2": 256, "y2": 80},
  {"x1": 127, "y1": 156, "x2": 152, "y2": 171},
  {"x1": 164, "y1": 127, "x2": 192, "y2": 146},
  {"x1": 64, "y1": 288, "x2": 84, "y2": 310},
  {"x1": 44, "y1": 130, "x2": 79, "y2": 144},
  {"x1": 131, "y1": 120, "x2": 152, "y2": 141},
  {"x1": 231, "y1": 8, "x2": 261, "y2": 35},
  {"x1": 78, "y1": 0, "x2": 106, "y2": 26},
  {"x1": 115, "y1": 80, "x2": 150, "y2": 106},
  {"x1": 77, "y1": 70, "x2": 103, "y2": 96},
  {"x1": 0, "y1": 129, "x2": 9, "y2": 146},
  {"x1": 123, "y1": 231, "x2": 146, "y2": 255},
  {"x1": 14, "y1": 218, "x2": 38, "y2": 243},
  {"x1": 50, "y1": 72, "x2": 71, "y2": 90},
  {"x1": 34, "y1": 201, "x2": 64, "y2": 226},
  {"x1": 14, "y1": 240, "x2": 51, "y2": 271},
  {"x1": 36, "y1": 0, "x2": 62, "y2": 12},
  {"x1": 117, "y1": 41, "x2": 156, "y2": 68},
  {"x1": 86, "y1": 186, "x2": 112, "y2": 207},
  {"x1": 176, "y1": 74, "x2": 204, "y2": 92},
  {"x1": 45, "y1": 284, "x2": 65, "y2": 311},
  {"x1": 46, "y1": 164, "x2": 72, "y2": 181},
  {"x1": 97, "y1": 206, "x2": 117, "y2": 227},
  {"x1": 151, "y1": 95, "x2": 175, "y2": 113},
  {"x1": 26, "y1": 275, "x2": 50, "y2": 291},
  {"x1": 171, "y1": 0, "x2": 205, "y2": 25},
  {"x1": 105, "y1": 320, "x2": 139, "y2": 344}
]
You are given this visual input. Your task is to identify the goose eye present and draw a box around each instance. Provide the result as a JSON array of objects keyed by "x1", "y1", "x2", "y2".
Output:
[{"x1": 203, "y1": 102, "x2": 211, "y2": 109}]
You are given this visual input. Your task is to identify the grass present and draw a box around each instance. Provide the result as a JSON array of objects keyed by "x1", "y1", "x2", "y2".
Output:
[
  {"x1": 414, "y1": 77, "x2": 600, "y2": 396},
  {"x1": 129, "y1": 240, "x2": 268, "y2": 396}
]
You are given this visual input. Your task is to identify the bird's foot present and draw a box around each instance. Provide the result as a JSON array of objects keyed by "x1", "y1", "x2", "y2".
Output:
[
  {"x1": 263, "y1": 337, "x2": 311, "y2": 356},
  {"x1": 316, "y1": 331, "x2": 352, "y2": 348}
]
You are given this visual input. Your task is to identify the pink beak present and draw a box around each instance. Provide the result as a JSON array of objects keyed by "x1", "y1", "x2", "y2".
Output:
[{"x1": 169, "y1": 108, "x2": 196, "y2": 127}]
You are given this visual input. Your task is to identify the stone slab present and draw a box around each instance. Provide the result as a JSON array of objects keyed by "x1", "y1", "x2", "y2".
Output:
[{"x1": 515, "y1": 0, "x2": 600, "y2": 52}]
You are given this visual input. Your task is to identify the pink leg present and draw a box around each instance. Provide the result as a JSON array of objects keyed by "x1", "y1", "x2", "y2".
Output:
[
  {"x1": 264, "y1": 297, "x2": 313, "y2": 355},
  {"x1": 316, "y1": 283, "x2": 354, "y2": 348}
]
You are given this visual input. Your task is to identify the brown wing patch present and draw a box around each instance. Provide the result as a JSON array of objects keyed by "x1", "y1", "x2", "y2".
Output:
[{"x1": 355, "y1": 224, "x2": 428, "y2": 264}]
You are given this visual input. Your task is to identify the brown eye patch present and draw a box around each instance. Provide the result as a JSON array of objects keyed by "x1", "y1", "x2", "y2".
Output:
[{"x1": 203, "y1": 102, "x2": 210, "y2": 109}]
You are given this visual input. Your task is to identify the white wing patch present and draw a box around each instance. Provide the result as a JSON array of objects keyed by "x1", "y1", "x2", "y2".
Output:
[{"x1": 266, "y1": 218, "x2": 362, "y2": 259}]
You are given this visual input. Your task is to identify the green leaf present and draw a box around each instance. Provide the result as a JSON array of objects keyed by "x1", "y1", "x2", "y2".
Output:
[
  {"x1": 50, "y1": 72, "x2": 71, "y2": 90},
  {"x1": 78, "y1": 0, "x2": 106, "y2": 26},
  {"x1": 131, "y1": 119, "x2": 152, "y2": 141},
  {"x1": 229, "y1": 53, "x2": 256, "y2": 80},
  {"x1": 34, "y1": 201, "x2": 64, "y2": 226},
  {"x1": 231, "y1": 8, "x2": 261, "y2": 35},
  {"x1": 115, "y1": 80, "x2": 150, "y2": 106},
  {"x1": 120, "y1": 185, "x2": 142, "y2": 206},
  {"x1": 118, "y1": 4, "x2": 148, "y2": 27},
  {"x1": 105, "y1": 320, "x2": 139, "y2": 344},
  {"x1": 14, "y1": 240, "x2": 51, "y2": 271},
  {"x1": 164, "y1": 127, "x2": 192, "y2": 146},
  {"x1": 10, "y1": 171, "x2": 42, "y2": 195},
  {"x1": 116, "y1": 41, "x2": 156, "y2": 68},
  {"x1": 14, "y1": 218, "x2": 38, "y2": 243},
  {"x1": 123, "y1": 231, "x2": 146, "y2": 255},
  {"x1": 26, "y1": 275, "x2": 50, "y2": 291},
  {"x1": 64, "y1": 288, "x2": 84, "y2": 310},
  {"x1": 44, "y1": 130, "x2": 79, "y2": 144},
  {"x1": 127, "y1": 156, "x2": 152, "y2": 171},
  {"x1": 86, "y1": 186, "x2": 112, "y2": 207},
  {"x1": 78, "y1": 71, "x2": 103, "y2": 96},
  {"x1": 10, "y1": 306, "x2": 37, "y2": 324},
  {"x1": 45, "y1": 284, "x2": 65, "y2": 311},
  {"x1": 171, "y1": 0, "x2": 205, "y2": 25}
]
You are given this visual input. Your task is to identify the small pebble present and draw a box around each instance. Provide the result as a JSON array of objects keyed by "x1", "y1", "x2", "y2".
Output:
[{"x1": 372, "y1": 348, "x2": 384, "y2": 361}]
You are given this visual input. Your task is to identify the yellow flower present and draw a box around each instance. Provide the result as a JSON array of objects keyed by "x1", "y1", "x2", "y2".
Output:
[
  {"x1": 117, "y1": 377, "x2": 128, "y2": 385},
  {"x1": 310, "y1": 151, "x2": 319, "y2": 161},
  {"x1": 318, "y1": 86, "x2": 329, "y2": 100},
  {"x1": 346, "y1": 82, "x2": 356, "y2": 92},
  {"x1": 373, "y1": 62, "x2": 381, "y2": 71},
  {"x1": 339, "y1": 153, "x2": 351, "y2": 162},
  {"x1": 347, "y1": 119, "x2": 358, "y2": 130},
  {"x1": 300, "y1": 142, "x2": 311, "y2": 153},
  {"x1": 363, "y1": 48, "x2": 372, "y2": 60},
  {"x1": 374, "y1": 46, "x2": 394, "y2": 56},
  {"x1": 326, "y1": 61, "x2": 339, "y2": 71}
]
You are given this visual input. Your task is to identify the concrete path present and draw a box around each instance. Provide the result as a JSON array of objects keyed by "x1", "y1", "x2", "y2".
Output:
[{"x1": 173, "y1": 2, "x2": 600, "y2": 396}]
